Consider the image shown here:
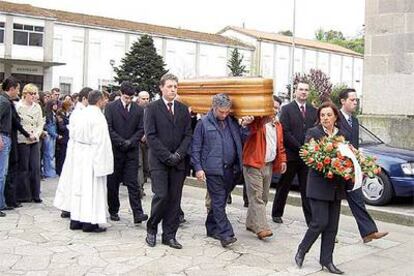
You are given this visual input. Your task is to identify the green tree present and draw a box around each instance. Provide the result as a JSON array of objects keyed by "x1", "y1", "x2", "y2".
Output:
[
  {"x1": 227, "y1": 48, "x2": 246, "y2": 76},
  {"x1": 314, "y1": 28, "x2": 364, "y2": 55},
  {"x1": 293, "y1": 69, "x2": 333, "y2": 107},
  {"x1": 114, "y1": 35, "x2": 168, "y2": 99}
]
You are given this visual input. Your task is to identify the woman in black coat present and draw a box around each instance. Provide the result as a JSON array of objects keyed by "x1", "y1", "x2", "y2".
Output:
[{"x1": 295, "y1": 101, "x2": 346, "y2": 274}]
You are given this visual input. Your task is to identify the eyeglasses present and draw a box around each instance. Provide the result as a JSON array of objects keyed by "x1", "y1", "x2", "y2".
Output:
[{"x1": 28, "y1": 92, "x2": 38, "y2": 96}]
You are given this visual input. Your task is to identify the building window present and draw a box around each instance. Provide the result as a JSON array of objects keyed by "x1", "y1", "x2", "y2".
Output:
[
  {"x1": 59, "y1": 83, "x2": 71, "y2": 95},
  {"x1": 13, "y1": 23, "x2": 44, "y2": 47},
  {"x1": 0, "y1": 22, "x2": 4, "y2": 44}
]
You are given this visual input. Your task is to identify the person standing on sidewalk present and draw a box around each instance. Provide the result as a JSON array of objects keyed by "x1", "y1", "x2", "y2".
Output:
[
  {"x1": 136, "y1": 90, "x2": 150, "y2": 198},
  {"x1": 0, "y1": 77, "x2": 21, "y2": 216},
  {"x1": 338, "y1": 88, "x2": 388, "y2": 243},
  {"x1": 271, "y1": 82, "x2": 317, "y2": 225},
  {"x1": 242, "y1": 95, "x2": 287, "y2": 240},
  {"x1": 105, "y1": 81, "x2": 148, "y2": 224},
  {"x1": 144, "y1": 73, "x2": 192, "y2": 250},
  {"x1": 191, "y1": 93, "x2": 248, "y2": 247}
]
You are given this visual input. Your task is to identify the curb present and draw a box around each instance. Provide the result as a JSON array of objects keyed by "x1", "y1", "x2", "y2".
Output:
[{"x1": 184, "y1": 177, "x2": 414, "y2": 227}]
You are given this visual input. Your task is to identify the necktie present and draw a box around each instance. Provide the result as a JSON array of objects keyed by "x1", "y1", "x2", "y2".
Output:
[
  {"x1": 124, "y1": 104, "x2": 129, "y2": 113},
  {"x1": 347, "y1": 116, "x2": 353, "y2": 127},
  {"x1": 167, "y1": 102, "x2": 173, "y2": 115},
  {"x1": 300, "y1": 105, "x2": 306, "y2": 118}
]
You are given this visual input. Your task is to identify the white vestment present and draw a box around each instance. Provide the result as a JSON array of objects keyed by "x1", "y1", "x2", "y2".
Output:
[
  {"x1": 54, "y1": 102, "x2": 86, "y2": 212},
  {"x1": 69, "y1": 105, "x2": 113, "y2": 224}
]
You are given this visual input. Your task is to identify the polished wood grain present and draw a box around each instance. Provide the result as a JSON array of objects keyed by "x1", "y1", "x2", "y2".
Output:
[{"x1": 178, "y1": 78, "x2": 274, "y2": 117}]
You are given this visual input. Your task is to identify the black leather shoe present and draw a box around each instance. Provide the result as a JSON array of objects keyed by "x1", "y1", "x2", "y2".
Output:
[
  {"x1": 227, "y1": 194, "x2": 232, "y2": 204},
  {"x1": 69, "y1": 220, "x2": 83, "y2": 230},
  {"x1": 110, "y1": 214, "x2": 120, "y2": 221},
  {"x1": 61, "y1": 211, "x2": 70, "y2": 218},
  {"x1": 162, "y1": 238, "x2": 183, "y2": 249},
  {"x1": 146, "y1": 233, "x2": 156, "y2": 247},
  {"x1": 321, "y1": 263, "x2": 344, "y2": 274},
  {"x1": 220, "y1": 237, "x2": 237, "y2": 248},
  {"x1": 33, "y1": 199, "x2": 42, "y2": 203},
  {"x1": 272, "y1": 216, "x2": 283, "y2": 223},
  {"x1": 1, "y1": 206, "x2": 14, "y2": 211},
  {"x1": 243, "y1": 202, "x2": 249, "y2": 208},
  {"x1": 134, "y1": 214, "x2": 148, "y2": 224},
  {"x1": 179, "y1": 215, "x2": 187, "y2": 224},
  {"x1": 0, "y1": 211, "x2": 6, "y2": 217},
  {"x1": 14, "y1": 203, "x2": 23, "y2": 208},
  {"x1": 295, "y1": 248, "x2": 306, "y2": 268},
  {"x1": 83, "y1": 226, "x2": 107, "y2": 233}
]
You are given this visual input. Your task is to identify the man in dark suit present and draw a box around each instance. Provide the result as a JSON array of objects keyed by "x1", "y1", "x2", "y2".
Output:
[
  {"x1": 144, "y1": 73, "x2": 192, "y2": 249},
  {"x1": 338, "y1": 88, "x2": 388, "y2": 243},
  {"x1": 271, "y1": 82, "x2": 317, "y2": 225},
  {"x1": 105, "y1": 81, "x2": 148, "y2": 224}
]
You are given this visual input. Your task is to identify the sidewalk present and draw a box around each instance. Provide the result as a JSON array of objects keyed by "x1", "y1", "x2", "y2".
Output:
[{"x1": 0, "y1": 177, "x2": 413, "y2": 275}]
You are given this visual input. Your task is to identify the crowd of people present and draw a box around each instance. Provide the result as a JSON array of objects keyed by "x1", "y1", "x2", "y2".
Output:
[{"x1": 0, "y1": 74, "x2": 389, "y2": 274}]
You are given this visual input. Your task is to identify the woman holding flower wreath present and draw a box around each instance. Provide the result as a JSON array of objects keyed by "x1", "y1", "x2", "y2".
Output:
[{"x1": 295, "y1": 101, "x2": 346, "y2": 275}]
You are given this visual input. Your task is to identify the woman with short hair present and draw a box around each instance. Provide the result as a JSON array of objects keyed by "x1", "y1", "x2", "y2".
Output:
[{"x1": 16, "y1": 83, "x2": 44, "y2": 203}]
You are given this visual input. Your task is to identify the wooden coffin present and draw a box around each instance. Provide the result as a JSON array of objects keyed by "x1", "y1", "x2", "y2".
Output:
[{"x1": 178, "y1": 78, "x2": 274, "y2": 117}]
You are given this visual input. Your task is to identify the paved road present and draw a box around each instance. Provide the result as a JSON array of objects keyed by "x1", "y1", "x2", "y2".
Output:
[{"x1": 0, "y1": 178, "x2": 413, "y2": 275}]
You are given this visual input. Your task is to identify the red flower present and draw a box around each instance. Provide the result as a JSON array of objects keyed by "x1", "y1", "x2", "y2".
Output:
[
  {"x1": 327, "y1": 171, "x2": 334, "y2": 178},
  {"x1": 314, "y1": 145, "x2": 320, "y2": 151},
  {"x1": 317, "y1": 162, "x2": 323, "y2": 171},
  {"x1": 302, "y1": 149, "x2": 309, "y2": 156},
  {"x1": 323, "y1": 157, "x2": 331, "y2": 165},
  {"x1": 307, "y1": 157, "x2": 314, "y2": 164}
]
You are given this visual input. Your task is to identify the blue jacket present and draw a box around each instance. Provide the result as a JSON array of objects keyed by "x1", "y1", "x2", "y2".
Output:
[{"x1": 191, "y1": 110, "x2": 243, "y2": 176}]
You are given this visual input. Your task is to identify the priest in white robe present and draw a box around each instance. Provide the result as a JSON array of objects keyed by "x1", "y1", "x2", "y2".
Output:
[
  {"x1": 54, "y1": 88, "x2": 92, "y2": 218},
  {"x1": 68, "y1": 90, "x2": 113, "y2": 232}
]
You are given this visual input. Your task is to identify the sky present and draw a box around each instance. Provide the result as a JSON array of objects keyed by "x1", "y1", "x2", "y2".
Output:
[{"x1": 7, "y1": 0, "x2": 365, "y2": 39}]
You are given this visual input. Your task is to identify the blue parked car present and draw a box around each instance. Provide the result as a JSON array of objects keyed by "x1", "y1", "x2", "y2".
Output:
[{"x1": 359, "y1": 125, "x2": 414, "y2": 205}]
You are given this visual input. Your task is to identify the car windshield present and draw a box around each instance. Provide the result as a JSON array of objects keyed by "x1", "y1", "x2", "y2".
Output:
[{"x1": 359, "y1": 125, "x2": 383, "y2": 146}]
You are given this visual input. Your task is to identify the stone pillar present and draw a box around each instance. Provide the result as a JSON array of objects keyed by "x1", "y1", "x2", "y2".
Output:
[{"x1": 362, "y1": 0, "x2": 414, "y2": 149}]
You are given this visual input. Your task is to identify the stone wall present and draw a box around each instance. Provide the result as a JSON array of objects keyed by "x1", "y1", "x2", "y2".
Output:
[{"x1": 363, "y1": 0, "x2": 414, "y2": 148}]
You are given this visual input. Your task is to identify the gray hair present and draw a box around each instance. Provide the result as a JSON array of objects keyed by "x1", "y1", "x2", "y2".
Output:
[
  {"x1": 212, "y1": 93, "x2": 232, "y2": 109},
  {"x1": 160, "y1": 73, "x2": 178, "y2": 87},
  {"x1": 88, "y1": 90, "x2": 103, "y2": 105}
]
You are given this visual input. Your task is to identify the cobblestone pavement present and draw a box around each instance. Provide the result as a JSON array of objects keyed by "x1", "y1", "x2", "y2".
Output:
[{"x1": 0, "y1": 178, "x2": 413, "y2": 276}]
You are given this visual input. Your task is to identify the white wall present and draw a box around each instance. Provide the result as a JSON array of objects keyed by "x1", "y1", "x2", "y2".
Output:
[
  {"x1": 87, "y1": 29, "x2": 125, "y2": 88},
  {"x1": 304, "y1": 49, "x2": 317, "y2": 73},
  {"x1": 342, "y1": 56, "x2": 353, "y2": 87},
  {"x1": 260, "y1": 42, "x2": 274, "y2": 78},
  {"x1": 165, "y1": 39, "x2": 196, "y2": 79},
  {"x1": 317, "y1": 51, "x2": 330, "y2": 75},
  {"x1": 199, "y1": 44, "x2": 227, "y2": 77},
  {"x1": 293, "y1": 48, "x2": 303, "y2": 74},
  {"x1": 330, "y1": 54, "x2": 342, "y2": 85},
  {"x1": 52, "y1": 25, "x2": 85, "y2": 93},
  {"x1": 275, "y1": 45, "x2": 290, "y2": 94}
]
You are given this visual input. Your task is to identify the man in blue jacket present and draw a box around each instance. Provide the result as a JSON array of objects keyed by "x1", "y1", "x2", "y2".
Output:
[{"x1": 191, "y1": 93, "x2": 251, "y2": 247}]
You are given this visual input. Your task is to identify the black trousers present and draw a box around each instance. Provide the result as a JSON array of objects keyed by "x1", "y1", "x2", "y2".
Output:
[
  {"x1": 107, "y1": 148, "x2": 144, "y2": 218},
  {"x1": 5, "y1": 159, "x2": 18, "y2": 206},
  {"x1": 272, "y1": 160, "x2": 312, "y2": 225},
  {"x1": 299, "y1": 198, "x2": 341, "y2": 265},
  {"x1": 147, "y1": 167, "x2": 186, "y2": 240},
  {"x1": 347, "y1": 188, "x2": 378, "y2": 237},
  {"x1": 55, "y1": 143, "x2": 67, "y2": 176},
  {"x1": 16, "y1": 143, "x2": 41, "y2": 202}
]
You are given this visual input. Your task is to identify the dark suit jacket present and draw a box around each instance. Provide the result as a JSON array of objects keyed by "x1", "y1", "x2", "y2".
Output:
[
  {"x1": 305, "y1": 125, "x2": 346, "y2": 201},
  {"x1": 338, "y1": 112, "x2": 359, "y2": 149},
  {"x1": 105, "y1": 99, "x2": 144, "y2": 151},
  {"x1": 144, "y1": 99, "x2": 192, "y2": 170},
  {"x1": 280, "y1": 101, "x2": 317, "y2": 161}
]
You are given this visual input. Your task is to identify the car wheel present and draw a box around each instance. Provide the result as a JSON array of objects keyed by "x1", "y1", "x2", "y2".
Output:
[{"x1": 362, "y1": 171, "x2": 394, "y2": 206}]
